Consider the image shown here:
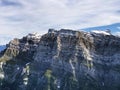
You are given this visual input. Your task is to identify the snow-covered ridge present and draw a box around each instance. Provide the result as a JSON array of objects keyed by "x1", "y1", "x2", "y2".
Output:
[
  {"x1": 48, "y1": 29, "x2": 113, "y2": 36},
  {"x1": 91, "y1": 30, "x2": 111, "y2": 35}
]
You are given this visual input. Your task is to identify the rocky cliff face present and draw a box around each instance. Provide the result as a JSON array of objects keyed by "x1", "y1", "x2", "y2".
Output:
[{"x1": 0, "y1": 29, "x2": 120, "y2": 90}]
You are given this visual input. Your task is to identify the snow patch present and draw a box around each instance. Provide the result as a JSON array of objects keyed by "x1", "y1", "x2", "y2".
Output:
[{"x1": 91, "y1": 30, "x2": 111, "y2": 35}]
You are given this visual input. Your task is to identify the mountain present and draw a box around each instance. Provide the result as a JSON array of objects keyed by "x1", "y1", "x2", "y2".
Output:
[
  {"x1": 0, "y1": 45, "x2": 6, "y2": 52},
  {"x1": 0, "y1": 29, "x2": 120, "y2": 90}
]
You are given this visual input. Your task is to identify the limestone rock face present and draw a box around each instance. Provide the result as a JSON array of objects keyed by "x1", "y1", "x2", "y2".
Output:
[{"x1": 0, "y1": 29, "x2": 120, "y2": 90}]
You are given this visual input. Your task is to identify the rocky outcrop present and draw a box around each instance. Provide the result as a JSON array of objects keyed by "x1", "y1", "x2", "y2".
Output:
[
  {"x1": 0, "y1": 33, "x2": 41, "y2": 90},
  {"x1": 0, "y1": 29, "x2": 120, "y2": 90}
]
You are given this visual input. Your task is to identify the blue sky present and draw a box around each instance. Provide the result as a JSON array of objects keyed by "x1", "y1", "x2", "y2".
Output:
[
  {"x1": 82, "y1": 23, "x2": 120, "y2": 34},
  {"x1": 0, "y1": 0, "x2": 120, "y2": 44}
]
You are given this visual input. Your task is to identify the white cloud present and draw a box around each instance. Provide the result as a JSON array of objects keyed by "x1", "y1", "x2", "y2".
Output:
[
  {"x1": 0, "y1": 0, "x2": 120, "y2": 44},
  {"x1": 114, "y1": 32, "x2": 120, "y2": 36}
]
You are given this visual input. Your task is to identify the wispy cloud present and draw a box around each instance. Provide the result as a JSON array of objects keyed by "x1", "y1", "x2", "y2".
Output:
[{"x1": 0, "y1": 0, "x2": 120, "y2": 44}]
